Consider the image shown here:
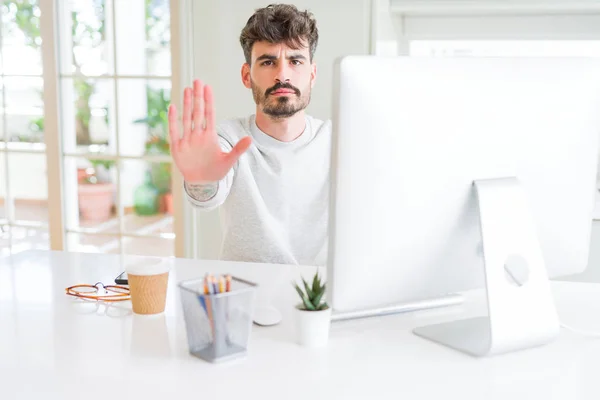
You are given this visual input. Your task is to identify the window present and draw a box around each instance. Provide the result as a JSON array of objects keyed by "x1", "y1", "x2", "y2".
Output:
[
  {"x1": 59, "y1": 0, "x2": 175, "y2": 256},
  {"x1": 0, "y1": 0, "x2": 49, "y2": 256},
  {"x1": 1, "y1": 0, "x2": 181, "y2": 257}
]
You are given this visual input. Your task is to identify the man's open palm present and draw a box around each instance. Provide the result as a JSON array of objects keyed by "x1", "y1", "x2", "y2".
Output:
[{"x1": 168, "y1": 80, "x2": 252, "y2": 183}]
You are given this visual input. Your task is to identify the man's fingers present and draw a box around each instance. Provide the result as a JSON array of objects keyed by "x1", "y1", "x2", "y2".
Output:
[
  {"x1": 204, "y1": 85, "x2": 216, "y2": 135},
  {"x1": 192, "y1": 79, "x2": 204, "y2": 135},
  {"x1": 168, "y1": 104, "x2": 180, "y2": 152},
  {"x1": 225, "y1": 136, "x2": 252, "y2": 166},
  {"x1": 182, "y1": 87, "x2": 192, "y2": 140}
]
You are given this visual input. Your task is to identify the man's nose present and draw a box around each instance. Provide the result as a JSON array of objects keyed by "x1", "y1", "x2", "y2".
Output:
[{"x1": 275, "y1": 62, "x2": 291, "y2": 83}]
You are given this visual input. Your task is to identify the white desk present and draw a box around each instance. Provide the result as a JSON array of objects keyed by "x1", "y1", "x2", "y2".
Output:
[{"x1": 2, "y1": 250, "x2": 600, "y2": 399}]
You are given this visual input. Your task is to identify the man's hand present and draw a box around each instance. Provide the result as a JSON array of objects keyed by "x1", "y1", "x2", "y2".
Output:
[{"x1": 168, "y1": 79, "x2": 252, "y2": 183}]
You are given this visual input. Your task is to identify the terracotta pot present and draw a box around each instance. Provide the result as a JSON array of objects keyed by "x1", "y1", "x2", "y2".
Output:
[
  {"x1": 77, "y1": 168, "x2": 88, "y2": 182},
  {"x1": 78, "y1": 183, "x2": 115, "y2": 222},
  {"x1": 163, "y1": 192, "x2": 173, "y2": 215},
  {"x1": 158, "y1": 192, "x2": 173, "y2": 214}
]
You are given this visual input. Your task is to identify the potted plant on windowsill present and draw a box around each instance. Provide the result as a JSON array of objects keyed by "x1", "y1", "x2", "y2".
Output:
[
  {"x1": 133, "y1": 87, "x2": 173, "y2": 215},
  {"x1": 77, "y1": 159, "x2": 116, "y2": 222},
  {"x1": 294, "y1": 271, "x2": 331, "y2": 347},
  {"x1": 145, "y1": 135, "x2": 172, "y2": 214}
]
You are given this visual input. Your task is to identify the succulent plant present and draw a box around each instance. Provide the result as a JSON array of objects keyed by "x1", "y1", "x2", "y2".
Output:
[{"x1": 294, "y1": 271, "x2": 328, "y2": 311}]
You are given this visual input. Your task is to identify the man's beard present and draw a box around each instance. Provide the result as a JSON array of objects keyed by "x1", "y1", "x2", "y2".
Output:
[{"x1": 251, "y1": 80, "x2": 311, "y2": 119}]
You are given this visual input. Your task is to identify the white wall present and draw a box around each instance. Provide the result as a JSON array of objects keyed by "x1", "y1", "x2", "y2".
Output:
[{"x1": 189, "y1": 0, "x2": 373, "y2": 259}]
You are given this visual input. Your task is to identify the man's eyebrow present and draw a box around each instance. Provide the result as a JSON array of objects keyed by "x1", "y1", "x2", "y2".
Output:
[
  {"x1": 287, "y1": 54, "x2": 307, "y2": 60},
  {"x1": 255, "y1": 54, "x2": 278, "y2": 62},
  {"x1": 255, "y1": 53, "x2": 308, "y2": 62}
]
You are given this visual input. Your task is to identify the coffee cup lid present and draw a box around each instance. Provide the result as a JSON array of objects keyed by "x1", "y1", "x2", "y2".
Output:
[{"x1": 125, "y1": 256, "x2": 170, "y2": 276}]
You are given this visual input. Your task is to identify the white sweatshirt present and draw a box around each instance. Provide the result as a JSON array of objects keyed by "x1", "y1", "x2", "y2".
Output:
[{"x1": 184, "y1": 114, "x2": 331, "y2": 266}]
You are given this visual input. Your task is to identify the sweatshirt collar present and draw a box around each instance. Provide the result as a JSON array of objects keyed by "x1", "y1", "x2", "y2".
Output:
[{"x1": 249, "y1": 114, "x2": 314, "y2": 150}]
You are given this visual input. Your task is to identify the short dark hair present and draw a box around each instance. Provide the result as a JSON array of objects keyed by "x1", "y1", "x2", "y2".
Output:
[{"x1": 239, "y1": 4, "x2": 319, "y2": 64}]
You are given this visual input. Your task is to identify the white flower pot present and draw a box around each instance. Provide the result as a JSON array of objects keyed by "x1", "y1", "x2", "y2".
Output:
[{"x1": 295, "y1": 305, "x2": 332, "y2": 347}]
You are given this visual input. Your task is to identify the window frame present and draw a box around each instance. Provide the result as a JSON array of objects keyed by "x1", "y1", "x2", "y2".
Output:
[{"x1": 0, "y1": 0, "x2": 189, "y2": 256}]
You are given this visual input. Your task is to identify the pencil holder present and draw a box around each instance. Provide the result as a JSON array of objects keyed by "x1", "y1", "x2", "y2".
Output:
[{"x1": 178, "y1": 276, "x2": 257, "y2": 363}]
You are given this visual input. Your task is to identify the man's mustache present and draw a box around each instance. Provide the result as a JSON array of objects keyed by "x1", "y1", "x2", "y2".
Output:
[{"x1": 265, "y1": 82, "x2": 301, "y2": 97}]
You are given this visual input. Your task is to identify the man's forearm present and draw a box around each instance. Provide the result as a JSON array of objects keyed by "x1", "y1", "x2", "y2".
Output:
[{"x1": 183, "y1": 135, "x2": 235, "y2": 210}]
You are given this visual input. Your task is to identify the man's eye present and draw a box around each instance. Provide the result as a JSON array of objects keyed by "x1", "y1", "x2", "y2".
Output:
[
  {"x1": 291, "y1": 60, "x2": 302, "y2": 65},
  {"x1": 262, "y1": 61, "x2": 273, "y2": 66}
]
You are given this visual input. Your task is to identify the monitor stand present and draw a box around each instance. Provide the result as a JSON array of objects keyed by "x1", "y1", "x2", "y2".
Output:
[{"x1": 413, "y1": 177, "x2": 560, "y2": 356}]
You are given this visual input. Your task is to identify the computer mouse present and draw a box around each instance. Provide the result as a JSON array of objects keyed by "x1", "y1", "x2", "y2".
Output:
[{"x1": 253, "y1": 305, "x2": 282, "y2": 326}]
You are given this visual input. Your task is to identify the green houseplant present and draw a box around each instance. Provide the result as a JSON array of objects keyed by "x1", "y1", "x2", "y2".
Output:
[
  {"x1": 295, "y1": 272, "x2": 329, "y2": 311},
  {"x1": 134, "y1": 87, "x2": 172, "y2": 215},
  {"x1": 294, "y1": 271, "x2": 331, "y2": 347}
]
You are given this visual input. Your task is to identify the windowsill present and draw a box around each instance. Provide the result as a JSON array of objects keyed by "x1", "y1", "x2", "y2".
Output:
[{"x1": 0, "y1": 142, "x2": 46, "y2": 152}]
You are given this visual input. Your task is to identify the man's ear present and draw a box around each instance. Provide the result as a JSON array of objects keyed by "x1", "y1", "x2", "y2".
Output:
[
  {"x1": 241, "y1": 63, "x2": 252, "y2": 89},
  {"x1": 310, "y1": 62, "x2": 317, "y2": 88}
]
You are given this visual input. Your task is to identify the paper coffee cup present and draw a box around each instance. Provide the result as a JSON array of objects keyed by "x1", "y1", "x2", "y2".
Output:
[{"x1": 125, "y1": 257, "x2": 171, "y2": 315}]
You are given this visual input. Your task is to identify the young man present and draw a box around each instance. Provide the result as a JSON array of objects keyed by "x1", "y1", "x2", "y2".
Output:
[{"x1": 168, "y1": 4, "x2": 330, "y2": 265}]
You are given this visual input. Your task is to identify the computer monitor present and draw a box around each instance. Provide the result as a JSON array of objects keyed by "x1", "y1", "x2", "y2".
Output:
[{"x1": 327, "y1": 56, "x2": 600, "y2": 356}]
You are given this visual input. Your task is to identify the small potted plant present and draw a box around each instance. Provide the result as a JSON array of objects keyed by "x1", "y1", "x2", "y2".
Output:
[
  {"x1": 77, "y1": 159, "x2": 116, "y2": 222},
  {"x1": 294, "y1": 271, "x2": 331, "y2": 347}
]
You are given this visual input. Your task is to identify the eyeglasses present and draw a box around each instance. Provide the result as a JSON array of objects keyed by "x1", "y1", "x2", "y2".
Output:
[{"x1": 65, "y1": 282, "x2": 130, "y2": 302}]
